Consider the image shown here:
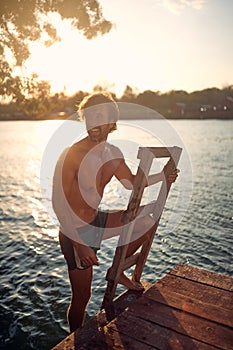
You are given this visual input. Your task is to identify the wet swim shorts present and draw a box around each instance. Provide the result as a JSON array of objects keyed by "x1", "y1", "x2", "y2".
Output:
[{"x1": 59, "y1": 210, "x2": 108, "y2": 270}]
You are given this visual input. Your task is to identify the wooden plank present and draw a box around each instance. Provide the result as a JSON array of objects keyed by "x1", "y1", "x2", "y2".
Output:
[
  {"x1": 125, "y1": 298, "x2": 233, "y2": 350},
  {"x1": 154, "y1": 274, "x2": 233, "y2": 311},
  {"x1": 97, "y1": 328, "x2": 156, "y2": 350},
  {"x1": 144, "y1": 282, "x2": 233, "y2": 328},
  {"x1": 113, "y1": 280, "x2": 152, "y2": 315},
  {"x1": 52, "y1": 333, "x2": 75, "y2": 350},
  {"x1": 170, "y1": 264, "x2": 233, "y2": 291},
  {"x1": 75, "y1": 331, "x2": 109, "y2": 350},
  {"x1": 107, "y1": 312, "x2": 217, "y2": 350},
  {"x1": 76, "y1": 330, "x2": 154, "y2": 350}
]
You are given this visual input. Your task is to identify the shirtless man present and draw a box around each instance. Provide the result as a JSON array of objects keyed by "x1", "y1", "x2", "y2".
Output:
[{"x1": 52, "y1": 92, "x2": 179, "y2": 332}]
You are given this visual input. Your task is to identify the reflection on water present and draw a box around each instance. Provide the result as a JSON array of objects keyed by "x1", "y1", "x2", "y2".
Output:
[{"x1": 0, "y1": 119, "x2": 232, "y2": 349}]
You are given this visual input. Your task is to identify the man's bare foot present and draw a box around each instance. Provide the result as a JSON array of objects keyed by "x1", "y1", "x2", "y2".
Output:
[{"x1": 118, "y1": 272, "x2": 144, "y2": 291}]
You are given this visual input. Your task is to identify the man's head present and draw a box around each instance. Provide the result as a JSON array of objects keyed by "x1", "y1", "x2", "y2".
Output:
[{"x1": 78, "y1": 92, "x2": 119, "y2": 134}]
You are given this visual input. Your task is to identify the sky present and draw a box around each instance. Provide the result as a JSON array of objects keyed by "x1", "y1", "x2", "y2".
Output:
[{"x1": 25, "y1": 0, "x2": 233, "y2": 97}]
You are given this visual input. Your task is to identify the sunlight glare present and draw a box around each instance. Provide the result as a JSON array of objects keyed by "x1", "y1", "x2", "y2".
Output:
[
  {"x1": 25, "y1": 13, "x2": 124, "y2": 95},
  {"x1": 35, "y1": 120, "x2": 64, "y2": 153}
]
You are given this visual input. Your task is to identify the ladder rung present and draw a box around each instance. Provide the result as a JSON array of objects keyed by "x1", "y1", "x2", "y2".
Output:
[
  {"x1": 137, "y1": 201, "x2": 158, "y2": 217},
  {"x1": 138, "y1": 146, "x2": 182, "y2": 159},
  {"x1": 122, "y1": 252, "x2": 140, "y2": 271}
]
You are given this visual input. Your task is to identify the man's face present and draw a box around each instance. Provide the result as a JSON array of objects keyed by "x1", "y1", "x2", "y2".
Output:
[{"x1": 85, "y1": 105, "x2": 114, "y2": 142}]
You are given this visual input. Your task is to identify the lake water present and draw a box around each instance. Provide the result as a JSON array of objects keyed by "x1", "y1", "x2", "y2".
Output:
[{"x1": 0, "y1": 119, "x2": 232, "y2": 349}]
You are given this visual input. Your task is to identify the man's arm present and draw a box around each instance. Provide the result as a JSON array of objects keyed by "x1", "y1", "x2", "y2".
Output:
[
  {"x1": 114, "y1": 159, "x2": 135, "y2": 189},
  {"x1": 114, "y1": 158, "x2": 179, "y2": 189}
]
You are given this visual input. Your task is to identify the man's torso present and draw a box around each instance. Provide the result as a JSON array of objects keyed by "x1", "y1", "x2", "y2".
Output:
[{"x1": 62, "y1": 138, "x2": 123, "y2": 224}]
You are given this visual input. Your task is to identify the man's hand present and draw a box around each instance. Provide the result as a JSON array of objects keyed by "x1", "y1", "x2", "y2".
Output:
[
  {"x1": 74, "y1": 243, "x2": 99, "y2": 267},
  {"x1": 168, "y1": 168, "x2": 180, "y2": 183}
]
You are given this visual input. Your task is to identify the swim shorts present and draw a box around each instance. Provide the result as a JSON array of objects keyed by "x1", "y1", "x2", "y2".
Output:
[{"x1": 59, "y1": 210, "x2": 108, "y2": 270}]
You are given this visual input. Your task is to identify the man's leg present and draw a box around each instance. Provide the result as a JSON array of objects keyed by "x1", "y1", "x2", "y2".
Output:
[
  {"x1": 122, "y1": 215, "x2": 155, "y2": 289},
  {"x1": 67, "y1": 266, "x2": 93, "y2": 332},
  {"x1": 103, "y1": 211, "x2": 154, "y2": 290}
]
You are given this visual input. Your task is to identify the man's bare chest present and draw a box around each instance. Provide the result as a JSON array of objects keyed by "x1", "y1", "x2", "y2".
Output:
[
  {"x1": 77, "y1": 154, "x2": 120, "y2": 192},
  {"x1": 96, "y1": 160, "x2": 119, "y2": 187}
]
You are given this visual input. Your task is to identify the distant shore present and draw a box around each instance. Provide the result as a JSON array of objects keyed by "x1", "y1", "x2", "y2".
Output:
[
  {"x1": 1, "y1": 86, "x2": 233, "y2": 121},
  {"x1": 0, "y1": 113, "x2": 232, "y2": 121}
]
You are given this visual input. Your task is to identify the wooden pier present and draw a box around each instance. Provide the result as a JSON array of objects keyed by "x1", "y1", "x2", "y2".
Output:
[{"x1": 52, "y1": 264, "x2": 233, "y2": 349}]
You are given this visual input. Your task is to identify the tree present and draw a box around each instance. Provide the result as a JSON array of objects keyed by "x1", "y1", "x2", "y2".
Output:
[
  {"x1": 136, "y1": 90, "x2": 160, "y2": 110},
  {"x1": 0, "y1": 0, "x2": 112, "y2": 100},
  {"x1": 17, "y1": 74, "x2": 52, "y2": 118},
  {"x1": 121, "y1": 85, "x2": 137, "y2": 103}
]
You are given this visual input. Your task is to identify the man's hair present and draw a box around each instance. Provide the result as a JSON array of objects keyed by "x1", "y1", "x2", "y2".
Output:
[{"x1": 78, "y1": 92, "x2": 119, "y2": 132}]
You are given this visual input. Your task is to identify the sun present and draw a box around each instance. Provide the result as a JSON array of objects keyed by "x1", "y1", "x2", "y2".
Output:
[
  {"x1": 24, "y1": 13, "x2": 124, "y2": 96},
  {"x1": 25, "y1": 16, "x2": 91, "y2": 94}
]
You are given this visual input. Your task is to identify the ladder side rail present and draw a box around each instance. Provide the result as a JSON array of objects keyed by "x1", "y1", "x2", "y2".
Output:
[
  {"x1": 101, "y1": 220, "x2": 140, "y2": 317},
  {"x1": 152, "y1": 147, "x2": 182, "y2": 222},
  {"x1": 134, "y1": 146, "x2": 182, "y2": 279},
  {"x1": 122, "y1": 149, "x2": 154, "y2": 225},
  {"x1": 101, "y1": 243, "x2": 129, "y2": 319},
  {"x1": 101, "y1": 150, "x2": 154, "y2": 315}
]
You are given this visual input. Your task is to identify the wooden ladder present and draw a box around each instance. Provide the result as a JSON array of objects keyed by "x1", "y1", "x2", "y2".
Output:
[{"x1": 101, "y1": 146, "x2": 182, "y2": 321}]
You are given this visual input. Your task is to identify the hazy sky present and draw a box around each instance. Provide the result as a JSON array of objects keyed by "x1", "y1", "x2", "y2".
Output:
[{"x1": 25, "y1": 0, "x2": 233, "y2": 96}]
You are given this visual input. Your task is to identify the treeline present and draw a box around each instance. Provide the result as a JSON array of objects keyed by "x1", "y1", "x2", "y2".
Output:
[{"x1": 0, "y1": 84, "x2": 233, "y2": 120}]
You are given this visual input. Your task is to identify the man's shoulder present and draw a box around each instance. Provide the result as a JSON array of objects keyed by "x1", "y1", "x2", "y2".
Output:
[
  {"x1": 70, "y1": 138, "x2": 90, "y2": 154},
  {"x1": 63, "y1": 139, "x2": 87, "y2": 165},
  {"x1": 107, "y1": 143, "x2": 124, "y2": 159}
]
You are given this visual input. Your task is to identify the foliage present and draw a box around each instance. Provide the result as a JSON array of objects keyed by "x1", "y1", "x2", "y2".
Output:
[
  {"x1": 18, "y1": 74, "x2": 52, "y2": 118},
  {"x1": 1, "y1": 85, "x2": 232, "y2": 120},
  {"x1": 0, "y1": 0, "x2": 112, "y2": 99},
  {"x1": 121, "y1": 85, "x2": 137, "y2": 102}
]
